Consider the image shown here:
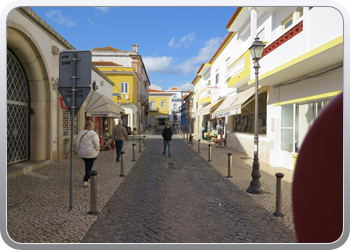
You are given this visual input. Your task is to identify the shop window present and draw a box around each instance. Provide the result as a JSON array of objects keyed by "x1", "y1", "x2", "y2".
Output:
[
  {"x1": 232, "y1": 92, "x2": 267, "y2": 134},
  {"x1": 281, "y1": 105, "x2": 294, "y2": 152},
  {"x1": 296, "y1": 99, "x2": 331, "y2": 152}
]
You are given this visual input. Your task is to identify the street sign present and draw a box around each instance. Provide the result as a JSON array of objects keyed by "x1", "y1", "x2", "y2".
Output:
[
  {"x1": 59, "y1": 50, "x2": 92, "y2": 87},
  {"x1": 59, "y1": 86, "x2": 91, "y2": 117}
]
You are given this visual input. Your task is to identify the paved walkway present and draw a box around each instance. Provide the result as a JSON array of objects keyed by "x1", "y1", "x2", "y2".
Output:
[
  {"x1": 81, "y1": 130, "x2": 296, "y2": 243},
  {"x1": 7, "y1": 129, "x2": 296, "y2": 243}
]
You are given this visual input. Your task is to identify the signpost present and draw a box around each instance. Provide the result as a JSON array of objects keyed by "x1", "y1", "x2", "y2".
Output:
[{"x1": 58, "y1": 50, "x2": 92, "y2": 210}]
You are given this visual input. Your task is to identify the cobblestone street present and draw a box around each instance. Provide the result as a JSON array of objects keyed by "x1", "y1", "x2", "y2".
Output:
[{"x1": 7, "y1": 129, "x2": 296, "y2": 244}]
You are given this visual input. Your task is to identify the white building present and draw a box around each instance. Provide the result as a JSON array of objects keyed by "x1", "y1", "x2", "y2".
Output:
[{"x1": 193, "y1": 7, "x2": 343, "y2": 170}]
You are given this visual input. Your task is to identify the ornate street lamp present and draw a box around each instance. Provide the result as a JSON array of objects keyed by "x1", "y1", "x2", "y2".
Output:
[{"x1": 247, "y1": 36, "x2": 266, "y2": 194}]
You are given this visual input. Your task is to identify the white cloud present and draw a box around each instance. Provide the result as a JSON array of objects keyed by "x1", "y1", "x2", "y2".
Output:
[
  {"x1": 94, "y1": 7, "x2": 110, "y2": 14},
  {"x1": 175, "y1": 81, "x2": 193, "y2": 91},
  {"x1": 176, "y1": 37, "x2": 223, "y2": 75},
  {"x1": 169, "y1": 33, "x2": 196, "y2": 49},
  {"x1": 88, "y1": 19, "x2": 94, "y2": 24},
  {"x1": 45, "y1": 10, "x2": 75, "y2": 26},
  {"x1": 143, "y1": 56, "x2": 180, "y2": 75}
]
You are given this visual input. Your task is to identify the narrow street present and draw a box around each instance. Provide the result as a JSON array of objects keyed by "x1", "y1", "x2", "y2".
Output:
[{"x1": 81, "y1": 129, "x2": 295, "y2": 243}]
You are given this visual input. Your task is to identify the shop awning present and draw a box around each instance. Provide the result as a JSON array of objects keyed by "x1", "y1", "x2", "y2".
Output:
[
  {"x1": 155, "y1": 115, "x2": 169, "y2": 118},
  {"x1": 85, "y1": 91, "x2": 123, "y2": 118},
  {"x1": 212, "y1": 86, "x2": 264, "y2": 119},
  {"x1": 196, "y1": 97, "x2": 226, "y2": 116}
]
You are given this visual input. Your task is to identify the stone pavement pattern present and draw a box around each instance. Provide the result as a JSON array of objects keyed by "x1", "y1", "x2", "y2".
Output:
[
  {"x1": 82, "y1": 131, "x2": 296, "y2": 243},
  {"x1": 7, "y1": 129, "x2": 296, "y2": 243},
  {"x1": 7, "y1": 136, "x2": 144, "y2": 243}
]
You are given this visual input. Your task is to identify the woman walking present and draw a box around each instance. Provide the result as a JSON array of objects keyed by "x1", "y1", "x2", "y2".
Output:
[{"x1": 76, "y1": 121, "x2": 100, "y2": 187}]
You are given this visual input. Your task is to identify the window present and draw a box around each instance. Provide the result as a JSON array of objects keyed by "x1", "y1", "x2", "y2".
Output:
[
  {"x1": 297, "y1": 7, "x2": 303, "y2": 18},
  {"x1": 150, "y1": 100, "x2": 155, "y2": 109},
  {"x1": 173, "y1": 93, "x2": 177, "y2": 98},
  {"x1": 216, "y1": 73, "x2": 219, "y2": 84},
  {"x1": 121, "y1": 82, "x2": 128, "y2": 93},
  {"x1": 161, "y1": 100, "x2": 166, "y2": 108},
  {"x1": 173, "y1": 103, "x2": 177, "y2": 110},
  {"x1": 282, "y1": 13, "x2": 293, "y2": 30}
]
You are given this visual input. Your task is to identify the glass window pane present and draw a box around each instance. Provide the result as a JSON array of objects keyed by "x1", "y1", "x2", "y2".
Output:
[
  {"x1": 281, "y1": 105, "x2": 293, "y2": 127},
  {"x1": 281, "y1": 129, "x2": 293, "y2": 151}
]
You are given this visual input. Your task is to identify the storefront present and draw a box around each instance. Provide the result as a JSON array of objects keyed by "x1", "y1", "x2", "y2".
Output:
[
  {"x1": 85, "y1": 90, "x2": 123, "y2": 148},
  {"x1": 212, "y1": 86, "x2": 270, "y2": 162}
]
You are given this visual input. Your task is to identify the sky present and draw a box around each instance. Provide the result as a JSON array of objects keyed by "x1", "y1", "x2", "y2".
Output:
[{"x1": 26, "y1": 6, "x2": 237, "y2": 91}]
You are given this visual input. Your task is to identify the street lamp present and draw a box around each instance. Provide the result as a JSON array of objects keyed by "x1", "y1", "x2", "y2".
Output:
[{"x1": 247, "y1": 36, "x2": 266, "y2": 194}]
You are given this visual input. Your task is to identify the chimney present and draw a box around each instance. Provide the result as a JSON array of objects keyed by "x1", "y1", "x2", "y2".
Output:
[{"x1": 132, "y1": 44, "x2": 138, "y2": 53}]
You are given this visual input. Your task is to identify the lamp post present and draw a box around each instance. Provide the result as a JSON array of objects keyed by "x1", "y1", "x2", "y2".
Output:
[{"x1": 247, "y1": 36, "x2": 266, "y2": 194}]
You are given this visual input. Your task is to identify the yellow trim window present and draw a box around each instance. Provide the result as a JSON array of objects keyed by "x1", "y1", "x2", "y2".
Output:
[
  {"x1": 161, "y1": 100, "x2": 166, "y2": 108},
  {"x1": 282, "y1": 13, "x2": 293, "y2": 30},
  {"x1": 297, "y1": 7, "x2": 303, "y2": 19}
]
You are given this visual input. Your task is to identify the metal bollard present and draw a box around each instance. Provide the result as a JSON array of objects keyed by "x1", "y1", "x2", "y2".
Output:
[
  {"x1": 119, "y1": 151, "x2": 125, "y2": 177},
  {"x1": 143, "y1": 135, "x2": 146, "y2": 147},
  {"x1": 88, "y1": 170, "x2": 99, "y2": 215},
  {"x1": 208, "y1": 144, "x2": 212, "y2": 162},
  {"x1": 227, "y1": 153, "x2": 233, "y2": 178},
  {"x1": 191, "y1": 135, "x2": 193, "y2": 147},
  {"x1": 273, "y1": 173, "x2": 285, "y2": 217},
  {"x1": 198, "y1": 139, "x2": 201, "y2": 153},
  {"x1": 132, "y1": 144, "x2": 136, "y2": 161},
  {"x1": 139, "y1": 139, "x2": 142, "y2": 152}
]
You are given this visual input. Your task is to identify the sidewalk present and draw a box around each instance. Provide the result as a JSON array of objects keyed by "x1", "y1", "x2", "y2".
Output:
[
  {"x1": 181, "y1": 133, "x2": 295, "y2": 233},
  {"x1": 7, "y1": 136, "x2": 145, "y2": 243}
]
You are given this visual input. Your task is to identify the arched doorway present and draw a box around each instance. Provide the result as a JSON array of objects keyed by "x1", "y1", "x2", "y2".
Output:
[{"x1": 7, "y1": 48, "x2": 30, "y2": 165}]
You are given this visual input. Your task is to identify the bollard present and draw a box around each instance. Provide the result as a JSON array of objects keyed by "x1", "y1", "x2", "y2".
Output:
[
  {"x1": 119, "y1": 151, "x2": 125, "y2": 177},
  {"x1": 227, "y1": 153, "x2": 233, "y2": 178},
  {"x1": 139, "y1": 139, "x2": 142, "y2": 152},
  {"x1": 191, "y1": 135, "x2": 193, "y2": 147},
  {"x1": 143, "y1": 135, "x2": 146, "y2": 147},
  {"x1": 132, "y1": 144, "x2": 136, "y2": 161},
  {"x1": 198, "y1": 139, "x2": 201, "y2": 153},
  {"x1": 273, "y1": 173, "x2": 285, "y2": 217},
  {"x1": 133, "y1": 131, "x2": 134, "y2": 141},
  {"x1": 88, "y1": 170, "x2": 99, "y2": 215},
  {"x1": 208, "y1": 144, "x2": 212, "y2": 162}
]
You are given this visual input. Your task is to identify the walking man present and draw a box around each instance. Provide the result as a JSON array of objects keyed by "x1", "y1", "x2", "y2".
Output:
[
  {"x1": 162, "y1": 122, "x2": 173, "y2": 157},
  {"x1": 112, "y1": 119, "x2": 129, "y2": 162}
]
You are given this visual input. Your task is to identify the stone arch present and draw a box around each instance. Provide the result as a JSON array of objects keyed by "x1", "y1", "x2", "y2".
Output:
[{"x1": 7, "y1": 24, "x2": 51, "y2": 161}]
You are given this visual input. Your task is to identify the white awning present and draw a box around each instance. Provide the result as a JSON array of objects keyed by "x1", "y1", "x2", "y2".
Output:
[
  {"x1": 212, "y1": 86, "x2": 264, "y2": 119},
  {"x1": 85, "y1": 91, "x2": 123, "y2": 118},
  {"x1": 196, "y1": 97, "x2": 226, "y2": 116},
  {"x1": 155, "y1": 115, "x2": 169, "y2": 118}
]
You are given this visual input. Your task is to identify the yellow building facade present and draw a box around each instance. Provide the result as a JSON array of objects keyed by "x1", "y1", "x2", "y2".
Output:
[{"x1": 148, "y1": 90, "x2": 173, "y2": 126}]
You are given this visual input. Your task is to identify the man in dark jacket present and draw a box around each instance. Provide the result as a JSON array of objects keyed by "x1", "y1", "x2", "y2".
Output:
[{"x1": 162, "y1": 122, "x2": 173, "y2": 157}]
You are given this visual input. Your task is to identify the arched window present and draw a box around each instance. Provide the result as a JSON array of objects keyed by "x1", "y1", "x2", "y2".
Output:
[{"x1": 173, "y1": 103, "x2": 177, "y2": 110}]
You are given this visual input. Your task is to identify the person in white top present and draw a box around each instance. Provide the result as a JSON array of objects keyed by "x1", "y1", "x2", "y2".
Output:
[{"x1": 75, "y1": 121, "x2": 100, "y2": 187}]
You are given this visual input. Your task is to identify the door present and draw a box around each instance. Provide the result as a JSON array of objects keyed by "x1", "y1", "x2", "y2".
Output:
[
  {"x1": 150, "y1": 116, "x2": 155, "y2": 126},
  {"x1": 7, "y1": 49, "x2": 30, "y2": 165}
]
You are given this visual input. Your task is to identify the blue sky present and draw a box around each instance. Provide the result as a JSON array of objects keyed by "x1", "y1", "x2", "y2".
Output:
[{"x1": 29, "y1": 6, "x2": 237, "y2": 91}]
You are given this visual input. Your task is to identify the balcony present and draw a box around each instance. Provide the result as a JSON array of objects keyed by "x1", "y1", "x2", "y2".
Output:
[
  {"x1": 198, "y1": 89, "x2": 211, "y2": 105},
  {"x1": 149, "y1": 106, "x2": 159, "y2": 111}
]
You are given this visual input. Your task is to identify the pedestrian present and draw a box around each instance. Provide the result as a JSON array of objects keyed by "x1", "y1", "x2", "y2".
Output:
[
  {"x1": 112, "y1": 119, "x2": 129, "y2": 162},
  {"x1": 162, "y1": 122, "x2": 173, "y2": 157},
  {"x1": 75, "y1": 120, "x2": 100, "y2": 187}
]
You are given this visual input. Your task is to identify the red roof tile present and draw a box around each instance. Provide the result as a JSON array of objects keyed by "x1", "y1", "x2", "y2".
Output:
[
  {"x1": 169, "y1": 87, "x2": 181, "y2": 91},
  {"x1": 225, "y1": 7, "x2": 243, "y2": 29},
  {"x1": 149, "y1": 89, "x2": 167, "y2": 93},
  {"x1": 92, "y1": 46, "x2": 121, "y2": 51},
  {"x1": 92, "y1": 61, "x2": 123, "y2": 66}
]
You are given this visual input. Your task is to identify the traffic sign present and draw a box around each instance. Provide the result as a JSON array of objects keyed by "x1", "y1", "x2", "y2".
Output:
[
  {"x1": 59, "y1": 86, "x2": 91, "y2": 117},
  {"x1": 59, "y1": 50, "x2": 92, "y2": 87}
]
